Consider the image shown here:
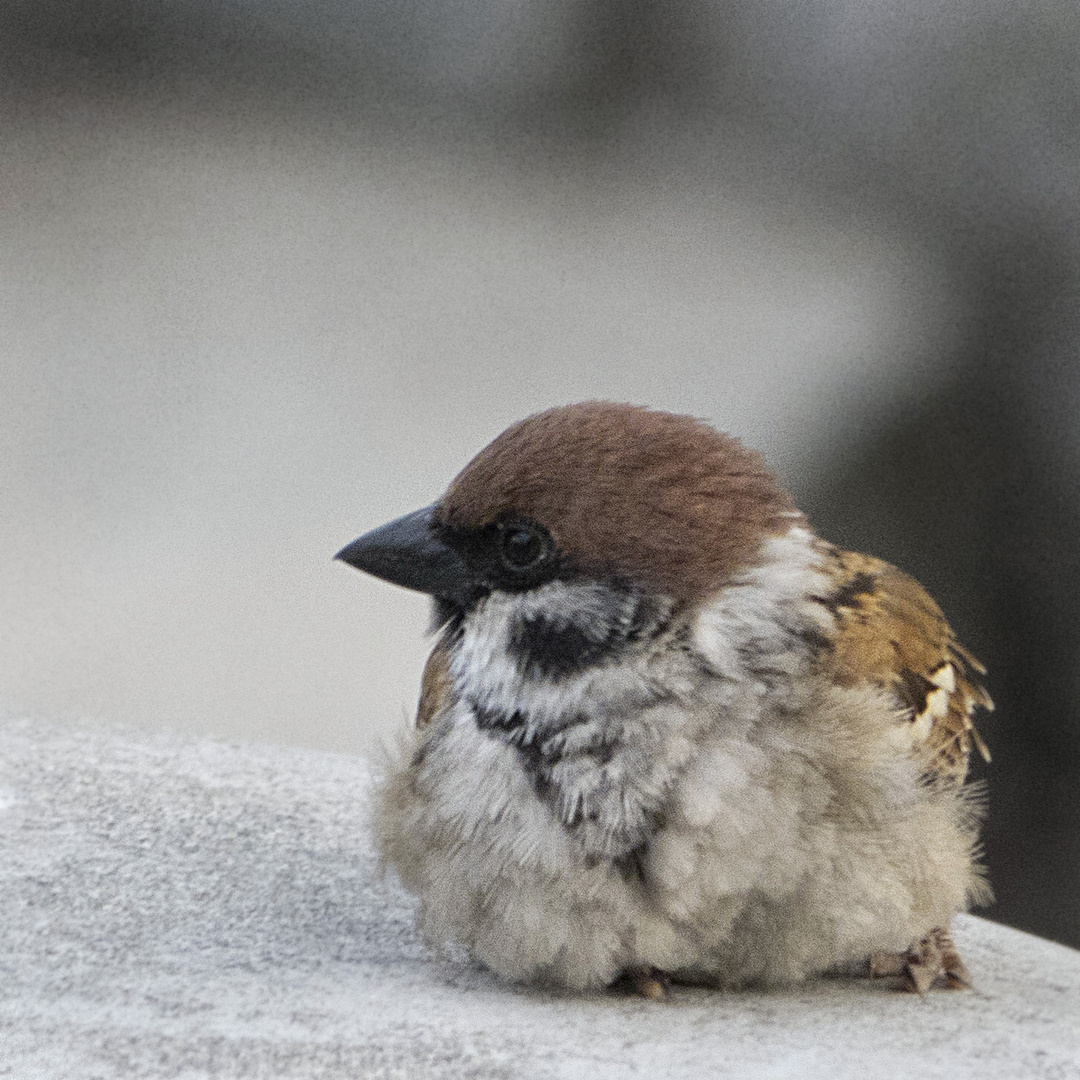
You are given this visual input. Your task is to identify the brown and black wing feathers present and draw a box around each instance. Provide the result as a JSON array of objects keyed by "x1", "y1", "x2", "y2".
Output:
[{"x1": 815, "y1": 546, "x2": 992, "y2": 783}]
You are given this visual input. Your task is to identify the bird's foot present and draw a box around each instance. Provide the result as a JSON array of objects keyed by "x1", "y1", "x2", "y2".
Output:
[
  {"x1": 611, "y1": 965, "x2": 670, "y2": 1000},
  {"x1": 870, "y1": 927, "x2": 971, "y2": 993}
]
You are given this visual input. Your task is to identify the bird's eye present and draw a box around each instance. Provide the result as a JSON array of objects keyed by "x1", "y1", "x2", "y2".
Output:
[{"x1": 498, "y1": 522, "x2": 552, "y2": 572}]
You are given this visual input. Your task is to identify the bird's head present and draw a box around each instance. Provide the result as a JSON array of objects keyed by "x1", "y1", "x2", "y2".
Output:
[{"x1": 336, "y1": 402, "x2": 800, "y2": 678}]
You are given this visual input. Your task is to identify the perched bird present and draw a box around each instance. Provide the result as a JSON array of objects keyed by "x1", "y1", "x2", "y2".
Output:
[{"x1": 336, "y1": 402, "x2": 992, "y2": 996}]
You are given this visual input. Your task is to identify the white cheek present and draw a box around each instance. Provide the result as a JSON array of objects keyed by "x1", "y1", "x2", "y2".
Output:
[
  {"x1": 452, "y1": 596, "x2": 512, "y2": 681},
  {"x1": 450, "y1": 582, "x2": 659, "y2": 730}
]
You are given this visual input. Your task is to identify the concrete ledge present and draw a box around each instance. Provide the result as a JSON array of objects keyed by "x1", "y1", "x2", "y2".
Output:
[{"x1": 1, "y1": 717, "x2": 1077, "y2": 1079}]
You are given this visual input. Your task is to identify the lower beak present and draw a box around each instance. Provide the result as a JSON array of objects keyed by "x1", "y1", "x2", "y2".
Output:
[{"x1": 335, "y1": 504, "x2": 474, "y2": 601}]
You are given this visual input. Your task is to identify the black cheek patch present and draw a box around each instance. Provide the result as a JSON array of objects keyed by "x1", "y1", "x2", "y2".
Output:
[
  {"x1": 509, "y1": 614, "x2": 622, "y2": 679},
  {"x1": 504, "y1": 580, "x2": 674, "y2": 681}
]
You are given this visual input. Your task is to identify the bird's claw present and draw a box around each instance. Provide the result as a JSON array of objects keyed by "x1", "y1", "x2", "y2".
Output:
[
  {"x1": 612, "y1": 966, "x2": 670, "y2": 1000},
  {"x1": 871, "y1": 927, "x2": 971, "y2": 993}
]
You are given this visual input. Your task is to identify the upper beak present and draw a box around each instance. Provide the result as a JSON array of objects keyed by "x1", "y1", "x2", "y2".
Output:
[{"x1": 335, "y1": 503, "x2": 474, "y2": 601}]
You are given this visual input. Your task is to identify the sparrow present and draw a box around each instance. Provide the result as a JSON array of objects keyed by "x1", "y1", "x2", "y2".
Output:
[{"x1": 336, "y1": 402, "x2": 992, "y2": 997}]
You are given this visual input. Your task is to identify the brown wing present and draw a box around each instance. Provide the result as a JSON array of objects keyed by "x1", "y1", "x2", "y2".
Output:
[
  {"x1": 416, "y1": 634, "x2": 456, "y2": 729},
  {"x1": 813, "y1": 545, "x2": 992, "y2": 783}
]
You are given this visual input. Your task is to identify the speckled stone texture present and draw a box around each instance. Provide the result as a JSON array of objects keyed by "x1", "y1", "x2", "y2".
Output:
[{"x1": 1, "y1": 716, "x2": 1077, "y2": 1080}]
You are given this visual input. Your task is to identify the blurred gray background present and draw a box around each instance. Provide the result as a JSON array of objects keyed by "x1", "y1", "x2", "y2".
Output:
[{"x1": 1, "y1": 0, "x2": 1077, "y2": 949}]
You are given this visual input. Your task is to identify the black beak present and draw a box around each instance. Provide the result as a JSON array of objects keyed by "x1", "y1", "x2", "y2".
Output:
[{"x1": 335, "y1": 504, "x2": 475, "y2": 602}]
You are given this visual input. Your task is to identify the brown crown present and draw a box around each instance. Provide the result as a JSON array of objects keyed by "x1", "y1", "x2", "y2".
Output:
[{"x1": 436, "y1": 402, "x2": 801, "y2": 603}]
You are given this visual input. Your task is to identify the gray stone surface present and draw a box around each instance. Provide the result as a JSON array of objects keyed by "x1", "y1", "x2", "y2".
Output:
[{"x1": 1, "y1": 716, "x2": 1077, "y2": 1079}]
